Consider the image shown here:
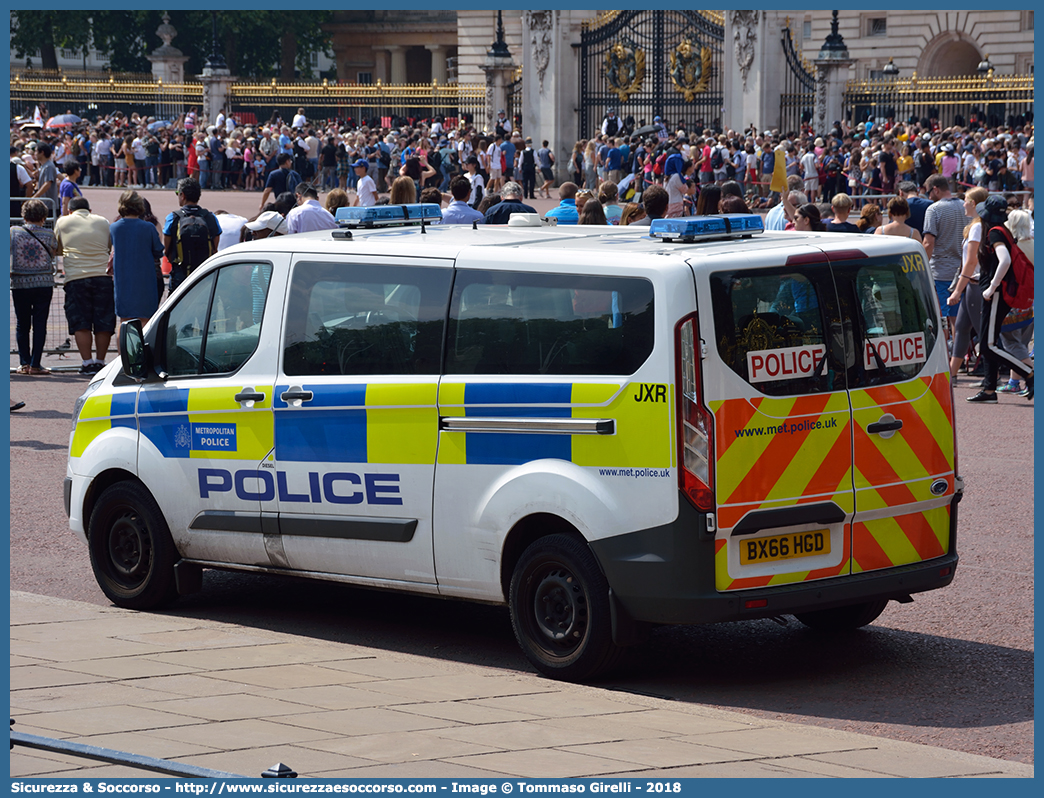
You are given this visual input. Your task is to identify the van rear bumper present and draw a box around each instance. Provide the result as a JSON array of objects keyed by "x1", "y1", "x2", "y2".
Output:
[{"x1": 590, "y1": 492, "x2": 959, "y2": 626}]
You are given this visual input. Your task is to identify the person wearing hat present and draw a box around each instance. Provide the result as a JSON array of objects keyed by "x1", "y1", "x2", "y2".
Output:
[
  {"x1": 601, "y1": 108, "x2": 620, "y2": 138},
  {"x1": 495, "y1": 109, "x2": 512, "y2": 138},
  {"x1": 653, "y1": 115, "x2": 668, "y2": 142},
  {"x1": 351, "y1": 159, "x2": 378, "y2": 207},
  {"x1": 244, "y1": 210, "x2": 288, "y2": 239},
  {"x1": 968, "y1": 193, "x2": 1034, "y2": 402}
]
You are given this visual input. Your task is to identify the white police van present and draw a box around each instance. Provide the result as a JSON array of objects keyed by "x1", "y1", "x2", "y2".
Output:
[{"x1": 67, "y1": 205, "x2": 960, "y2": 681}]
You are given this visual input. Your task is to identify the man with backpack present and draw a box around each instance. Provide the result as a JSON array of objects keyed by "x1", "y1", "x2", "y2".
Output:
[
  {"x1": 710, "y1": 136, "x2": 729, "y2": 184},
  {"x1": 259, "y1": 153, "x2": 301, "y2": 212},
  {"x1": 162, "y1": 177, "x2": 221, "y2": 294}
]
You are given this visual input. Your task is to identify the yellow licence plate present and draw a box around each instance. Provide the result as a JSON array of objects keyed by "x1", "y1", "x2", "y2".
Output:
[{"x1": 739, "y1": 530, "x2": 831, "y2": 565}]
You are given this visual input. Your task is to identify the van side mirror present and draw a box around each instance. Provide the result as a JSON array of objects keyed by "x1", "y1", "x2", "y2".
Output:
[{"x1": 119, "y1": 319, "x2": 149, "y2": 381}]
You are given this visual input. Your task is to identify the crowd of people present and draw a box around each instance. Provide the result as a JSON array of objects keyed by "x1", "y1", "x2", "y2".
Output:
[{"x1": 10, "y1": 104, "x2": 1033, "y2": 396}]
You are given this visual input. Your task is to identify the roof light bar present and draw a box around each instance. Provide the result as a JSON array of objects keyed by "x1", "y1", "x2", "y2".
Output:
[
  {"x1": 649, "y1": 214, "x2": 764, "y2": 242},
  {"x1": 335, "y1": 203, "x2": 443, "y2": 228}
]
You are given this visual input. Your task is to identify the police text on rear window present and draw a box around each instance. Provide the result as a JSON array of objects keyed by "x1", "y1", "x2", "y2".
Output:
[{"x1": 710, "y1": 266, "x2": 844, "y2": 396}]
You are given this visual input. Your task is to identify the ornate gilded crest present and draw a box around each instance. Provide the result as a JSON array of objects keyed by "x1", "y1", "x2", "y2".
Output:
[
  {"x1": 669, "y1": 38, "x2": 712, "y2": 101},
  {"x1": 605, "y1": 37, "x2": 645, "y2": 103}
]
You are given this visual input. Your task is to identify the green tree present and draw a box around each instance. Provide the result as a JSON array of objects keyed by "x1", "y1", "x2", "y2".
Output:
[
  {"x1": 10, "y1": 11, "x2": 93, "y2": 71},
  {"x1": 11, "y1": 11, "x2": 332, "y2": 79}
]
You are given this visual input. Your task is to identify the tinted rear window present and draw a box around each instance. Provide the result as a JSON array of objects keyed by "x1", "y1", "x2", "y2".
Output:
[
  {"x1": 710, "y1": 266, "x2": 842, "y2": 396},
  {"x1": 832, "y1": 253, "x2": 939, "y2": 387},
  {"x1": 446, "y1": 269, "x2": 654, "y2": 375}
]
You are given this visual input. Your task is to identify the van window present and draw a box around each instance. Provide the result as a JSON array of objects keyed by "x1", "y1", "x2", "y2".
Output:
[
  {"x1": 833, "y1": 255, "x2": 939, "y2": 387},
  {"x1": 163, "y1": 262, "x2": 273, "y2": 377},
  {"x1": 282, "y1": 261, "x2": 451, "y2": 376},
  {"x1": 710, "y1": 266, "x2": 843, "y2": 396},
  {"x1": 445, "y1": 270, "x2": 654, "y2": 375}
]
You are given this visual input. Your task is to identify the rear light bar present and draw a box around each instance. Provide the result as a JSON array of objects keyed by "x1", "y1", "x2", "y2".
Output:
[{"x1": 675, "y1": 313, "x2": 714, "y2": 511}]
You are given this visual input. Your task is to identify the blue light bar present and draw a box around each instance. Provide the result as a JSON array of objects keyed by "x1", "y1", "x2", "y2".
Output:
[
  {"x1": 648, "y1": 213, "x2": 764, "y2": 241},
  {"x1": 720, "y1": 213, "x2": 765, "y2": 234},
  {"x1": 335, "y1": 203, "x2": 443, "y2": 227}
]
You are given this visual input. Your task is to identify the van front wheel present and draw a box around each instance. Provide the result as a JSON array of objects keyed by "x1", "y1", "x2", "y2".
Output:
[
  {"x1": 794, "y1": 599, "x2": 889, "y2": 631},
  {"x1": 509, "y1": 534, "x2": 623, "y2": 682},
  {"x1": 88, "y1": 481, "x2": 178, "y2": 610}
]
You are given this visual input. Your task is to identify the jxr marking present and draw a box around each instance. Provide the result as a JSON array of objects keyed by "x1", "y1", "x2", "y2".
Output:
[
  {"x1": 634, "y1": 384, "x2": 667, "y2": 403},
  {"x1": 901, "y1": 253, "x2": 925, "y2": 273}
]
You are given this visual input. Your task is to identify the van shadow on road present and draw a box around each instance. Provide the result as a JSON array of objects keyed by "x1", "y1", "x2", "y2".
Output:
[{"x1": 163, "y1": 569, "x2": 1031, "y2": 734}]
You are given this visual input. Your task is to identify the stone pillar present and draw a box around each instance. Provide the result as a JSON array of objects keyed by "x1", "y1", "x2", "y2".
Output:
[
  {"x1": 426, "y1": 45, "x2": 448, "y2": 85},
  {"x1": 147, "y1": 14, "x2": 189, "y2": 84},
  {"x1": 199, "y1": 71, "x2": 234, "y2": 127},
  {"x1": 147, "y1": 14, "x2": 190, "y2": 122},
  {"x1": 811, "y1": 11, "x2": 853, "y2": 136},
  {"x1": 479, "y1": 12, "x2": 515, "y2": 135},
  {"x1": 520, "y1": 10, "x2": 583, "y2": 185},
  {"x1": 372, "y1": 48, "x2": 390, "y2": 84},
  {"x1": 387, "y1": 45, "x2": 407, "y2": 84}
]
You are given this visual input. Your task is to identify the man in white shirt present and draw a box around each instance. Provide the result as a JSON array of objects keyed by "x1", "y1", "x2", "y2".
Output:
[
  {"x1": 215, "y1": 110, "x2": 226, "y2": 130},
  {"x1": 214, "y1": 210, "x2": 249, "y2": 250},
  {"x1": 131, "y1": 134, "x2": 147, "y2": 187},
  {"x1": 352, "y1": 159, "x2": 378, "y2": 206},
  {"x1": 286, "y1": 183, "x2": 337, "y2": 233},
  {"x1": 292, "y1": 107, "x2": 307, "y2": 130}
]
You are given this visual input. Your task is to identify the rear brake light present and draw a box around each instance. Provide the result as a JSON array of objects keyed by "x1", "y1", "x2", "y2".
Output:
[
  {"x1": 745, "y1": 599, "x2": 768, "y2": 609},
  {"x1": 676, "y1": 313, "x2": 714, "y2": 511}
]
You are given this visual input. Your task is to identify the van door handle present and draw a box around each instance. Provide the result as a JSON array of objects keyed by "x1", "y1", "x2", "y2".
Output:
[
  {"x1": 234, "y1": 390, "x2": 265, "y2": 403},
  {"x1": 280, "y1": 388, "x2": 314, "y2": 405},
  {"x1": 867, "y1": 416, "x2": 903, "y2": 436}
]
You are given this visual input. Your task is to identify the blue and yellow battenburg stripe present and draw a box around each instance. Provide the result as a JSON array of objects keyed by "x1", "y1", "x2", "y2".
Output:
[
  {"x1": 69, "y1": 390, "x2": 138, "y2": 458},
  {"x1": 273, "y1": 383, "x2": 439, "y2": 465},
  {"x1": 135, "y1": 385, "x2": 274, "y2": 461},
  {"x1": 436, "y1": 382, "x2": 675, "y2": 469},
  {"x1": 73, "y1": 380, "x2": 676, "y2": 470}
]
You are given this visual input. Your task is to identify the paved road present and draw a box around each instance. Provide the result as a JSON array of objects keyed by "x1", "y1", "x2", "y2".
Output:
[{"x1": 8, "y1": 189, "x2": 1034, "y2": 763}]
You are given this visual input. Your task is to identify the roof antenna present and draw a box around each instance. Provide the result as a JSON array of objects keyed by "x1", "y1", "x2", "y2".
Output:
[
  {"x1": 420, "y1": 214, "x2": 426, "y2": 234},
  {"x1": 473, "y1": 220, "x2": 478, "y2": 230}
]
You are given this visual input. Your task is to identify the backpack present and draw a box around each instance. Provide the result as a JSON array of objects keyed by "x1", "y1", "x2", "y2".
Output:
[
  {"x1": 761, "y1": 150, "x2": 775, "y2": 174},
  {"x1": 991, "y1": 226, "x2": 1034, "y2": 310},
  {"x1": 285, "y1": 169, "x2": 301, "y2": 195},
  {"x1": 173, "y1": 207, "x2": 213, "y2": 272},
  {"x1": 710, "y1": 146, "x2": 724, "y2": 170},
  {"x1": 378, "y1": 146, "x2": 391, "y2": 168},
  {"x1": 470, "y1": 179, "x2": 484, "y2": 210},
  {"x1": 653, "y1": 151, "x2": 667, "y2": 176},
  {"x1": 725, "y1": 159, "x2": 737, "y2": 179}
]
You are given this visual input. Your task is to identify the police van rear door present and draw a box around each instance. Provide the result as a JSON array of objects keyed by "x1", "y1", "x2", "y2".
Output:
[
  {"x1": 269, "y1": 255, "x2": 453, "y2": 585},
  {"x1": 827, "y1": 246, "x2": 955, "y2": 575},
  {"x1": 704, "y1": 254, "x2": 855, "y2": 591}
]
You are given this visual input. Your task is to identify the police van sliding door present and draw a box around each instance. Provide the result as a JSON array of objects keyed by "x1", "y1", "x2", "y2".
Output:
[
  {"x1": 135, "y1": 259, "x2": 283, "y2": 566},
  {"x1": 433, "y1": 266, "x2": 665, "y2": 601},
  {"x1": 829, "y1": 250, "x2": 955, "y2": 575},
  {"x1": 270, "y1": 257, "x2": 452, "y2": 586},
  {"x1": 705, "y1": 259, "x2": 855, "y2": 591}
]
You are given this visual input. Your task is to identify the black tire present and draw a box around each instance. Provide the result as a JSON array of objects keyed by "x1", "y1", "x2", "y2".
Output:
[
  {"x1": 87, "y1": 481, "x2": 179, "y2": 610},
  {"x1": 508, "y1": 533, "x2": 624, "y2": 682},
  {"x1": 794, "y1": 599, "x2": 889, "y2": 632}
]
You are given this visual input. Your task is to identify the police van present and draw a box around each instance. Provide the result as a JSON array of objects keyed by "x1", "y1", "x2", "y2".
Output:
[{"x1": 66, "y1": 206, "x2": 960, "y2": 681}]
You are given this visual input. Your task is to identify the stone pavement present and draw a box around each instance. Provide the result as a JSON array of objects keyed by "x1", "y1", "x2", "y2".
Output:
[{"x1": 9, "y1": 591, "x2": 1033, "y2": 780}]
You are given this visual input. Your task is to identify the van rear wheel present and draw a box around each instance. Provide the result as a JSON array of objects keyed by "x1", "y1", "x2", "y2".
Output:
[
  {"x1": 88, "y1": 481, "x2": 178, "y2": 610},
  {"x1": 508, "y1": 534, "x2": 623, "y2": 682},
  {"x1": 794, "y1": 599, "x2": 888, "y2": 631}
]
